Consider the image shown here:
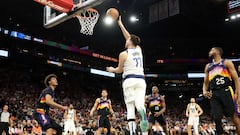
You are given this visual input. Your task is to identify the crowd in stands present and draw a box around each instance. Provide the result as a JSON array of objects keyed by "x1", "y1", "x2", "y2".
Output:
[{"x1": 0, "y1": 68, "x2": 237, "y2": 135}]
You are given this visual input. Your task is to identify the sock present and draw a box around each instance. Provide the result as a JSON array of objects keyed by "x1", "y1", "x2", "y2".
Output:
[{"x1": 128, "y1": 120, "x2": 136, "y2": 135}]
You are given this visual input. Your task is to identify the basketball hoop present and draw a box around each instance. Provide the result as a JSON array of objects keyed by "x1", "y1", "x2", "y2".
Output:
[{"x1": 76, "y1": 8, "x2": 99, "y2": 35}]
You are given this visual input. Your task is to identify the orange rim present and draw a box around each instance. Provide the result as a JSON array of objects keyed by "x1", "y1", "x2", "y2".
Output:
[{"x1": 76, "y1": 8, "x2": 98, "y2": 18}]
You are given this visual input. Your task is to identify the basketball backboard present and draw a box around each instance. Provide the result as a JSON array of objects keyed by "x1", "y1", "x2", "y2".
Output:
[{"x1": 42, "y1": 0, "x2": 106, "y2": 28}]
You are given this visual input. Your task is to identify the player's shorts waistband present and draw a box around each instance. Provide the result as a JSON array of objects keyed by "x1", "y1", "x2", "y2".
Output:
[
  {"x1": 211, "y1": 85, "x2": 232, "y2": 91},
  {"x1": 123, "y1": 74, "x2": 145, "y2": 81}
]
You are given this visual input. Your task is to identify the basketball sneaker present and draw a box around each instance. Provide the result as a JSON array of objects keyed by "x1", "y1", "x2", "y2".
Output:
[{"x1": 139, "y1": 109, "x2": 148, "y2": 132}]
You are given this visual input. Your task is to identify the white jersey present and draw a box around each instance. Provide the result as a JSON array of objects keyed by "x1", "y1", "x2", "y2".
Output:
[
  {"x1": 0, "y1": 111, "x2": 10, "y2": 123},
  {"x1": 189, "y1": 103, "x2": 198, "y2": 117},
  {"x1": 123, "y1": 47, "x2": 144, "y2": 78},
  {"x1": 66, "y1": 109, "x2": 75, "y2": 121}
]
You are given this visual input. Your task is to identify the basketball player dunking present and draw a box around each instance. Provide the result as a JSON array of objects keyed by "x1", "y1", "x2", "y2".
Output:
[
  {"x1": 90, "y1": 89, "x2": 115, "y2": 135},
  {"x1": 64, "y1": 104, "x2": 77, "y2": 135},
  {"x1": 185, "y1": 98, "x2": 203, "y2": 135},
  {"x1": 106, "y1": 16, "x2": 148, "y2": 135}
]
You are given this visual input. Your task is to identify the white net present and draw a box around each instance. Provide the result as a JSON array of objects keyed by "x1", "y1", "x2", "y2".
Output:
[{"x1": 76, "y1": 8, "x2": 99, "y2": 35}]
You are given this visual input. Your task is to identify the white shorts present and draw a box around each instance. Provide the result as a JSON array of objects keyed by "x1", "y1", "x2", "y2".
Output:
[
  {"x1": 122, "y1": 78, "x2": 146, "y2": 104},
  {"x1": 122, "y1": 78, "x2": 146, "y2": 119},
  {"x1": 64, "y1": 120, "x2": 76, "y2": 132},
  {"x1": 187, "y1": 116, "x2": 199, "y2": 126}
]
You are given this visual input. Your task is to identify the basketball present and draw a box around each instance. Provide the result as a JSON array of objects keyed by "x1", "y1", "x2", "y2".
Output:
[{"x1": 106, "y1": 8, "x2": 119, "y2": 20}]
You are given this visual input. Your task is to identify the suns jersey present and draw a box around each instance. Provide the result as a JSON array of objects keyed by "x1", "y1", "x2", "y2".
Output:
[
  {"x1": 122, "y1": 47, "x2": 144, "y2": 78},
  {"x1": 208, "y1": 59, "x2": 232, "y2": 89},
  {"x1": 66, "y1": 109, "x2": 75, "y2": 121},
  {"x1": 97, "y1": 98, "x2": 110, "y2": 116},
  {"x1": 146, "y1": 94, "x2": 163, "y2": 113},
  {"x1": 35, "y1": 87, "x2": 55, "y2": 114},
  {"x1": 188, "y1": 103, "x2": 198, "y2": 117}
]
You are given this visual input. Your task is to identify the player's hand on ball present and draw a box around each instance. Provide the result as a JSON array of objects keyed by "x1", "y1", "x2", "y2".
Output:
[
  {"x1": 117, "y1": 16, "x2": 123, "y2": 26},
  {"x1": 106, "y1": 67, "x2": 114, "y2": 73}
]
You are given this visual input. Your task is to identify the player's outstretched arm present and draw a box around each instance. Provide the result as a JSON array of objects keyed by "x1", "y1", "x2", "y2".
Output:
[
  {"x1": 90, "y1": 98, "x2": 100, "y2": 117},
  {"x1": 118, "y1": 16, "x2": 130, "y2": 40},
  {"x1": 63, "y1": 110, "x2": 68, "y2": 119},
  {"x1": 196, "y1": 104, "x2": 203, "y2": 116},
  {"x1": 154, "y1": 96, "x2": 166, "y2": 117},
  {"x1": 74, "y1": 110, "x2": 78, "y2": 122},
  {"x1": 106, "y1": 51, "x2": 127, "y2": 73},
  {"x1": 144, "y1": 95, "x2": 150, "y2": 108},
  {"x1": 203, "y1": 64, "x2": 212, "y2": 99},
  {"x1": 159, "y1": 96, "x2": 166, "y2": 115},
  {"x1": 225, "y1": 60, "x2": 240, "y2": 103},
  {"x1": 45, "y1": 94, "x2": 68, "y2": 110},
  {"x1": 185, "y1": 104, "x2": 189, "y2": 117},
  {"x1": 108, "y1": 100, "x2": 115, "y2": 118}
]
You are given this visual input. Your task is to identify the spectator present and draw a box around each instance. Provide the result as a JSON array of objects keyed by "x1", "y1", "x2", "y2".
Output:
[
  {"x1": 32, "y1": 121, "x2": 42, "y2": 135},
  {"x1": 23, "y1": 120, "x2": 33, "y2": 135},
  {"x1": 14, "y1": 123, "x2": 23, "y2": 135}
]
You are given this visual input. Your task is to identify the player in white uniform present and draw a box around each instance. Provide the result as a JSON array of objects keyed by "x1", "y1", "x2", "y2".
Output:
[
  {"x1": 64, "y1": 104, "x2": 77, "y2": 135},
  {"x1": 185, "y1": 98, "x2": 203, "y2": 135},
  {"x1": 106, "y1": 16, "x2": 148, "y2": 135}
]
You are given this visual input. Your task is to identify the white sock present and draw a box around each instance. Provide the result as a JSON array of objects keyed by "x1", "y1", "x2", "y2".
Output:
[{"x1": 128, "y1": 121, "x2": 136, "y2": 135}]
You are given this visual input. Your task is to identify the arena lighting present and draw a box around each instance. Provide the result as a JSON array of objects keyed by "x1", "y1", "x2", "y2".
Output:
[
  {"x1": 63, "y1": 58, "x2": 81, "y2": 64},
  {"x1": 225, "y1": 18, "x2": 230, "y2": 21},
  {"x1": 130, "y1": 15, "x2": 139, "y2": 22},
  {"x1": 4, "y1": 30, "x2": 9, "y2": 35},
  {"x1": 104, "y1": 16, "x2": 114, "y2": 25},
  {"x1": 144, "y1": 74, "x2": 158, "y2": 77},
  {"x1": 0, "y1": 50, "x2": 8, "y2": 57},
  {"x1": 187, "y1": 73, "x2": 205, "y2": 78},
  {"x1": 156, "y1": 58, "x2": 209, "y2": 63},
  {"x1": 229, "y1": 58, "x2": 240, "y2": 61},
  {"x1": 231, "y1": 15, "x2": 237, "y2": 19},
  {"x1": 47, "y1": 60, "x2": 63, "y2": 67},
  {"x1": 179, "y1": 94, "x2": 183, "y2": 99},
  {"x1": 228, "y1": 13, "x2": 240, "y2": 21},
  {"x1": 10, "y1": 31, "x2": 31, "y2": 40},
  {"x1": 37, "y1": 52, "x2": 43, "y2": 56},
  {"x1": 33, "y1": 37, "x2": 44, "y2": 43},
  {"x1": 90, "y1": 68, "x2": 115, "y2": 77},
  {"x1": 22, "y1": 49, "x2": 29, "y2": 53}
]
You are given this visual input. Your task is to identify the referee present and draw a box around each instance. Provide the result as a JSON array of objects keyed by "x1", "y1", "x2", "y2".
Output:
[{"x1": 0, "y1": 105, "x2": 10, "y2": 135}]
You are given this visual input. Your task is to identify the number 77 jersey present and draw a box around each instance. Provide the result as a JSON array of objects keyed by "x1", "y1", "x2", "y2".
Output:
[
  {"x1": 123, "y1": 47, "x2": 144, "y2": 78},
  {"x1": 208, "y1": 59, "x2": 232, "y2": 90}
]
